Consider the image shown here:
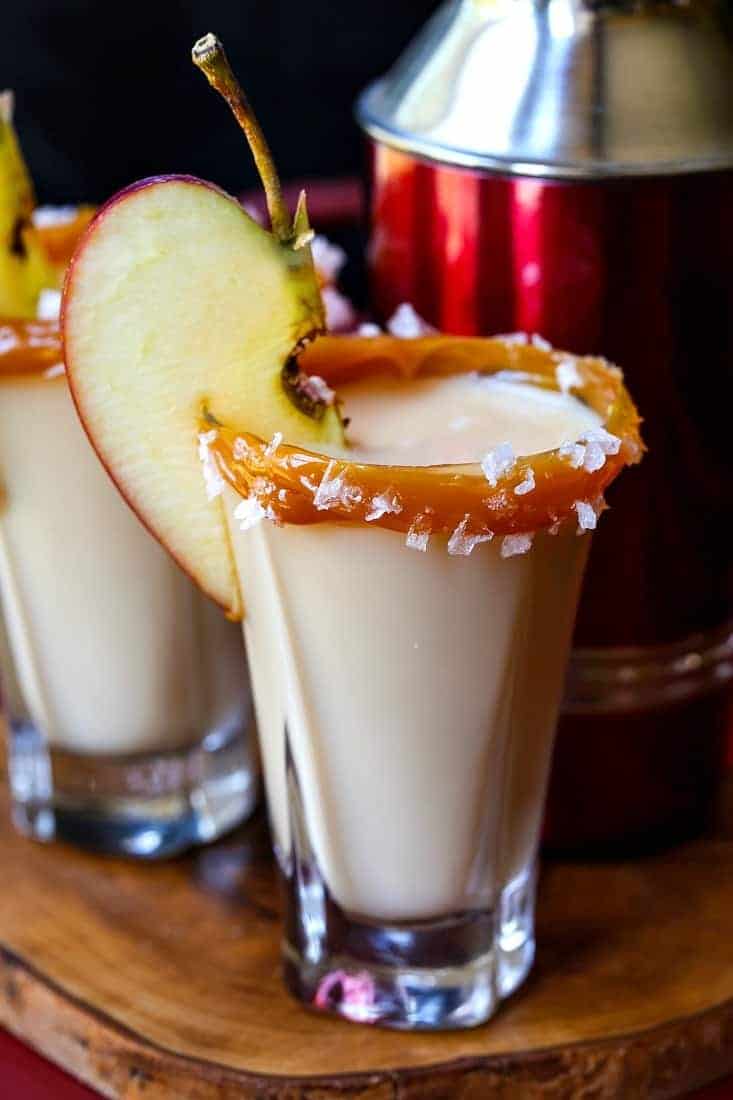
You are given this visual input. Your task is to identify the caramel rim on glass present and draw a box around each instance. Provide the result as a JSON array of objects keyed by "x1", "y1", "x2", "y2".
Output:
[
  {"x1": 1, "y1": 292, "x2": 642, "y2": 540},
  {"x1": 204, "y1": 334, "x2": 643, "y2": 540},
  {"x1": 0, "y1": 208, "x2": 94, "y2": 379}
]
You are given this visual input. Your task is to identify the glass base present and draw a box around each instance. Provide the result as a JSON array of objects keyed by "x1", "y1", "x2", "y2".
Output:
[
  {"x1": 7, "y1": 720, "x2": 258, "y2": 858},
  {"x1": 284, "y1": 938, "x2": 497, "y2": 1030},
  {"x1": 496, "y1": 865, "x2": 536, "y2": 998},
  {"x1": 281, "y1": 864, "x2": 537, "y2": 1030}
]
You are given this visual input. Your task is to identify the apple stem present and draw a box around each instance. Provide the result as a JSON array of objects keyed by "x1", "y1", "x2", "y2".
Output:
[{"x1": 192, "y1": 33, "x2": 292, "y2": 243}]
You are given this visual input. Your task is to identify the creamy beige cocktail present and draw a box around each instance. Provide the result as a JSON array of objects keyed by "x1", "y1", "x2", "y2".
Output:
[
  {"x1": 0, "y1": 254, "x2": 257, "y2": 855},
  {"x1": 226, "y1": 370, "x2": 599, "y2": 921}
]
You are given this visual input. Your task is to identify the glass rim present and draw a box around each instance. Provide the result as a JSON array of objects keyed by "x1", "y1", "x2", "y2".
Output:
[{"x1": 206, "y1": 334, "x2": 644, "y2": 540}]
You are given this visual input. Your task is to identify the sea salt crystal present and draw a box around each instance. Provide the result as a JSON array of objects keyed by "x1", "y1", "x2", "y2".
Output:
[
  {"x1": 313, "y1": 461, "x2": 343, "y2": 510},
  {"x1": 323, "y1": 285, "x2": 357, "y2": 333},
  {"x1": 32, "y1": 205, "x2": 78, "y2": 228},
  {"x1": 481, "y1": 442, "x2": 516, "y2": 487},
  {"x1": 558, "y1": 441, "x2": 586, "y2": 469},
  {"x1": 580, "y1": 426, "x2": 621, "y2": 456},
  {"x1": 43, "y1": 362, "x2": 65, "y2": 379},
  {"x1": 405, "y1": 512, "x2": 433, "y2": 552},
  {"x1": 501, "y1": 532, "x2": 534, "y2": 558},
  {"x1": 574, "y1": 500, "x2": 598, "y2": 531},
  {"x1": 233, "y1": 495, "x2": 267, "y2": 531},
  {"x1": 531, "y1": 333, "x2": 552, "y2": 352},
  {"x1": 264, "y1": 431, "x2": 283, "y2": 456},
  {"x1": 387, "y1": 303, "x2": 436, "y2": 339},
  {"x1": 497, "y1": 332, "x2": 528, "y2": 347},
  {"x1": 582, "y1": 440, "x2": 606, "y2": 473},
  {"x1": 198, "y1": 430, "x2": 224, "y2": 501},
  {"x1": 285, "y1": 452, "x2": 312, "y2": 469},
  {"x1": 514, "y1": 467, "x2": 535, "y2": 495},
  {"x1": 311, "y1": 235, "x2": 347, "y2": 283},
  {"x1": 447, "y1": 515, "x2": 493, "y2": 556},
  {"x1": 36, "y1": 288, "x2": 62, "y2": 321},
  {"x1": 357, "y1": 322, "x2": 382, "y2": 337},
  {"x1": 555, "y1": 358, "x2": 582, "y2": 393},
  {"x1": 366, "y1": 488, "x2": 402, "y2": 521},
  {"x1": 313, "y1": 461, "x2": 362, "y2": 511}
]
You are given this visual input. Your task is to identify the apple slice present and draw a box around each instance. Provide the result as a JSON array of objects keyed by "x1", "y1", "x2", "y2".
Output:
[
  {"x1": 0, "y1": 92, "x2": 58, "y2": 316},
  {"x1": 62, "y1": 35, "x2": 343, "y2": 618}
]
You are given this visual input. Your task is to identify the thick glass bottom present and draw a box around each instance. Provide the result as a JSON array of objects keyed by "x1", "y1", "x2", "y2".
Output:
[
  {"x1": 6, "y1": 720, "x2": 258, "y2": 858},
  {"x1": 281, "y1": 860, "x2": 537, "y2": 1030}
]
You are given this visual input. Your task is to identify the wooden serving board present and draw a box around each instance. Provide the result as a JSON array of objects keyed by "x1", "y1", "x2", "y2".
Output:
[{"x1": 2, "y1": 755, "x2": 733, "y2": 1100}]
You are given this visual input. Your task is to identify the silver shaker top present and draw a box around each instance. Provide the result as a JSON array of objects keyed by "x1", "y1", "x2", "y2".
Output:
[{"x1": 356, "y1": 0, "x2": 733, "y2": 177}]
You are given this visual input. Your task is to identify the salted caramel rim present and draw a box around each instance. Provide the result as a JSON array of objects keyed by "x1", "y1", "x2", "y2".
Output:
[
  {"x1": 205, "y1": 334, "x2": 644, "y2": 540},
  {"x1": 0, "y1": 208, "x2": 95, "y2": 380}
]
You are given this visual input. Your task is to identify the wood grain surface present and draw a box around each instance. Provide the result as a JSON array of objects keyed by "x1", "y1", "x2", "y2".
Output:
[{"x1": 2, "y1": 751, "x2": 733, "y2": 1099}]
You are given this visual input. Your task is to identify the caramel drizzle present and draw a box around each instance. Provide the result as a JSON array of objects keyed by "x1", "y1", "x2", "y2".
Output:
[
  {"x1": 36, "y1": 206, "x2": 95, "y2": 267},
  {"x1": 0, "y1": 206, "x2": 94, "y2": 379},
  {"x1": 0, "y1": 317, "x2": 62, "y2": 377},
  {"x1": 207, "y1": 335, "x2": 644, "y2": 538}
]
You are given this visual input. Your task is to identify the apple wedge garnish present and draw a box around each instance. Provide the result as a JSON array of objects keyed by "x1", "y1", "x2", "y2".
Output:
[
  {"x1": 0, "y1": 91, "x2": 58, "y2": 316},
  {"x1": 62, "y1": 35, "x2": 343, "y2": 618}
]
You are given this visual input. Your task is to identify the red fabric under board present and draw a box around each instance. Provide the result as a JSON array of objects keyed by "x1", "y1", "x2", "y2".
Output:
[{"x1": 0, "y1": 1029, "x2": 100, "y2": 1099}]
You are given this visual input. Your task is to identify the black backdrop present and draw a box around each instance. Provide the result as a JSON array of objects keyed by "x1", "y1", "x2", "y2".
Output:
[{"x1": 3, "y1": 0, "x2": 439, "y2": 205}]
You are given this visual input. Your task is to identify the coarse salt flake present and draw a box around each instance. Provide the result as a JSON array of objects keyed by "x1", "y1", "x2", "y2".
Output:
[
  {"x1": 311, "y1": 235, "x2": 347, "y2": 283},
  {"x1": 233, "y1": 495, "x2": 267, "y2": 531},
  {"x1": 366, "y1": 488, "x2": 402, "y2": 521},
  {"x1": 405, "y1": 512, "x2": 433, "y2": 552},
  {"x1": 574, "y1": 500, "x2": 598, "y2": 531},
  {"x1": 514, "y1": 467, "x2": 535, "y2": 495},
  {"x1": 322, "y1": 285, "x2": 357, "y2": 332},
  {"x1": 357, "y1": 322, "x2": 382, "y2": 337},
  {"x1": 481, "y1": 442, "x2": 516, "y2": 486},
  {"x1": 387, "y1": 303, "x2": 436, "y2": 339},
  {"x1": 531, "y1": 333, "x2": 552, "y2": 351},
  {"x1": 447, "y1": 515, "x2": 493, "y2": 556},
  {"x1": 559, "y1": 441, "x2": 586, "y2": 469},
  {"x1": 36, "y1": 288, "x2": 62, "y2": 321},
  {"x1": 582, "y1": 441, "x2": 606, "y2": 473},
  {"x1": 501, "y1": 532, "x2": 534, "y2": 558},
  {"x1": 580, "y1": 426, "x2": 621, "y2": 455},
  {"x1": 313, "y1": 461, "x2": 362, "y2": 511},
  {"x1": 32, "y1": 205, "x2": 78, "y2": 228},
  {"x1": 497, "y1": 332, "x2": 528, "y2": 346},
  {"x1": 555, "y1": 358, "x2": 582, "y2": 393},
  {"x1": 264, "y1": 431, "x2": 283, "y2": 456}
]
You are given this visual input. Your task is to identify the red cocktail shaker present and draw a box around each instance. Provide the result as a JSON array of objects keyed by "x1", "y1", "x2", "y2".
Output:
[{"x1": 356, "y1": 0, "x2": 733, "y2": 851}]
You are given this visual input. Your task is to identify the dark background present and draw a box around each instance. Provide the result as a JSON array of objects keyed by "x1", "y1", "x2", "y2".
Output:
[{"x1": 3, "y1": 0, "x2": 439, "y2": 205}]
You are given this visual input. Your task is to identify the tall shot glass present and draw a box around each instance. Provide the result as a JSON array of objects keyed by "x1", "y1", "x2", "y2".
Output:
[
  {"x1": 206, "y1": 335, "x2": 642, "y2": 1028},
  {"x1": 0, "y1": 319, "x2": 258, "y2": 858}
]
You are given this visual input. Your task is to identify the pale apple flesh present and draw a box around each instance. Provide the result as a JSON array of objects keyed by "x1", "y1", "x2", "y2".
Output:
[{"x1": 62, "y1": 175, "x2": 342, "y2": 617}]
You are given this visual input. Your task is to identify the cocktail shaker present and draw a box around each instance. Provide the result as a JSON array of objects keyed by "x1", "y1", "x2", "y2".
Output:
[{"x1": 356, "y1": 0, "x2": 733, "y2": 850}]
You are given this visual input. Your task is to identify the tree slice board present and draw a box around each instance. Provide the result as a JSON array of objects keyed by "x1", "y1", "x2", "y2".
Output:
[{"x1": 2, "y1": 753, "x2": 733, "y2": 1099}]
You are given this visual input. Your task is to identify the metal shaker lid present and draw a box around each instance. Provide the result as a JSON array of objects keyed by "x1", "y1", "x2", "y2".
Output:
[{"x1": 356, "y1": 0, "x2": 733, "y2": 178}]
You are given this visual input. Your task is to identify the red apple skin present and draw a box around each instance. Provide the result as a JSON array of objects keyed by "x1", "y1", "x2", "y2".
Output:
[{"x1": 61, "y1": 174, "x2": 243, "y2": 618}]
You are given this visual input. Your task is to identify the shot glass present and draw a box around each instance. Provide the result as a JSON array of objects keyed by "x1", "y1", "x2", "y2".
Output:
[
  {"x1": 0, "y1": 326, "x2": 258, "y2": 858},
  {"x1": 206, "y1": 336, "x2": 641, "y2": 1027}
]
